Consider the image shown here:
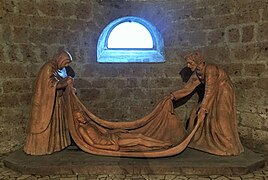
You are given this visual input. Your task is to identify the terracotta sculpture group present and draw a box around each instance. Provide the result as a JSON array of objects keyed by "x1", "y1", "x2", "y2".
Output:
[{"x1": 24, "y1": 51, "x2": 244, "y2": 157}]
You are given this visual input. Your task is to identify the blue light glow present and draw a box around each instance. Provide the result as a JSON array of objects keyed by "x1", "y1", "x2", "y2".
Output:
[
  {"x1": 108, "y1": 21, "x2": 153, "y2": 49},
  {"x1": 97, "y1": 16, "x2": 165, "y2": 63}
]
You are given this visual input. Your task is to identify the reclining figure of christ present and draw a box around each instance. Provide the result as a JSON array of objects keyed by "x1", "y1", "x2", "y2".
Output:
[{"x1": 73, "y1": 110, "x2": 172, "y2": 152}]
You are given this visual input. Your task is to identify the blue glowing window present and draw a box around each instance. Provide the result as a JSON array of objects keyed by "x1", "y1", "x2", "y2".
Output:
[
  {"x1": 97, "y1": 16, "x2": 165, "y2": 63},
  {"x1": 107, "y1": 21, "x2": 153, "y2": 49}
]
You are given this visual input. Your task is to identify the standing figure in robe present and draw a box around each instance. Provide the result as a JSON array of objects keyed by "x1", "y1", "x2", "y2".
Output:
[
  {"x1": 73, "y1": 111, "x2": 172, "y2": 151},
  {"x1": 169, "y1": 52, "x2": 244, "y2": 155},
  {"x1": 24, "y1": 51, "x2": 74, "y2": 155}
]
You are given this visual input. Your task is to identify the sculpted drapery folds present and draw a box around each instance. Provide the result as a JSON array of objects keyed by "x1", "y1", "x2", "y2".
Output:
[
  {"x1": 24, "y1": 51, "x2": 74, "y2": 155},
  {"x1": 24, "y1": 50, "x2": 243, "y2": 157},
  {"x1": 170, "y1": 52, "x2": 244, "y2": 156},
  {"x1": 65, "y1": 86, "x2": 196, "y2": 157}
]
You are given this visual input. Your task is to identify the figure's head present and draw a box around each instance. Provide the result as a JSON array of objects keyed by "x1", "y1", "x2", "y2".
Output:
[
  {"x1": 184, "y1": 52, "x2": 205, "y2": 71},
  {"x1": 73, "y1": 110, "x2": 86, "y2": 124},
  {"x1": 53, "y1": 51, "x2": 73, "y2": 70}
]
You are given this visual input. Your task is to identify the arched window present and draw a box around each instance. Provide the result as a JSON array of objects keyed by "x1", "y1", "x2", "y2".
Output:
[{"x1": 97, "y1": 16, "x2": 165, "y2": 63}]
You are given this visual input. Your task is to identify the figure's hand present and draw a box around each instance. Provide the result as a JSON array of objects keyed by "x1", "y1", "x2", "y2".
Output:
[
  {"x1": 111, "y1": 143, "x2": 119, "y2": 151},
  {"x1": 110, "y1": 139, "x2": 120, "y2": 151},
  {"x1": 57, "y1": 77, "x2": 73, "y2": 89},
  {"x1": 167, "y1": 93, "x2": 175, "y2": 101},
  {"x1": 66, "y1": 76, "x2": 73, "y2": 85},
  {"x1": 72, "y1": 87, "x2": 77, "y2": 94}
]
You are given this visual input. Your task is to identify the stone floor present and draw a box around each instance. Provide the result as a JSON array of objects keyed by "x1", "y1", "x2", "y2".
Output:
[{"x1": 1, "y1": 150, "x2": 267, "y2": 180}]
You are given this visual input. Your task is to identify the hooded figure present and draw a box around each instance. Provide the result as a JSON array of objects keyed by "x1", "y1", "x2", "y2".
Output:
[{"x1": 24, "y1": 51, "x2": 73, "y2": 155}]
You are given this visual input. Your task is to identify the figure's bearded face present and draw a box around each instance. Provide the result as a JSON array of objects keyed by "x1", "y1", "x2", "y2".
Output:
[
  {"x1": 74, "y1": 112, "x2": 86, "y2": 124},
  {"x1": 184, "y1": 52, "x2": 205, "y2": 72},
  {"x1": 186, "y1": 58, "x2": 198, "y2": 72}
]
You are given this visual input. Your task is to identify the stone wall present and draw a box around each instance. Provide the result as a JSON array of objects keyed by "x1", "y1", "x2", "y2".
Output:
[{"x1": 0, "y1": 0, "x2": 267, "y2": 154}]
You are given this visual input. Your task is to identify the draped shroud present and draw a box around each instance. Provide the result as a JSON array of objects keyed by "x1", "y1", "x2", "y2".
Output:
[{"x1": 65, "y1": 86, "x2": 206, "y2": 158}]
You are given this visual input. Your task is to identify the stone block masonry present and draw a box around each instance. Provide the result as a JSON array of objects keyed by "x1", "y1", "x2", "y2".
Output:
[{"x1": 0, "y1": 0, "x2": 267, "y2": 154}]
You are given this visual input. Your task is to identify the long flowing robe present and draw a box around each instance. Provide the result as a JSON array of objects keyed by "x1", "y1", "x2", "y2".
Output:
[
  {"x1": 172, "y1": 64, "x2": 244, "y2": 155},
  {"x1": 24, "y1": 62, "x2": 71, "y2": 155}
]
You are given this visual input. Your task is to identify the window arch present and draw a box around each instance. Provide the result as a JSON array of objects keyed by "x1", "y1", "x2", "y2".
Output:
[{"x1": 97, "y1": 16, "x2": 165, "y2": 63}]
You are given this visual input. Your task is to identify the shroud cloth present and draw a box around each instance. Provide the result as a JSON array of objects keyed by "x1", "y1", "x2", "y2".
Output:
[
  {"x1": 65, "y1": 86, "x2": 203, "y2": 157},
  {"x1": 24, "y1": 62, "x2": 71, "y2": 155}
]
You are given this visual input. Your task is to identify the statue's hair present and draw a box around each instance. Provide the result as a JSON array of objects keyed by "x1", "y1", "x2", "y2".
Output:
[
  {"x1": 73, "y1": 109, "x2": 83, "y2": 116},
  {"x1": 184, "y1": 52, "x2": 204, "y2": 64},
  {"x1": 72, "y1": 110, "x2": 87, "y2": 126}
]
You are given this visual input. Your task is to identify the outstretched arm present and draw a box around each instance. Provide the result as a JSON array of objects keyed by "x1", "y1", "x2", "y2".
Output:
[{"x1": 170, "y1": 73, "x2": 201, "y2": 101}]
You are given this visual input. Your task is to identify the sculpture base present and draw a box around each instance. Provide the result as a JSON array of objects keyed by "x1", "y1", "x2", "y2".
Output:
[{"x1": 3, "y1": 146, "x2": 265, "y2": 176}]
